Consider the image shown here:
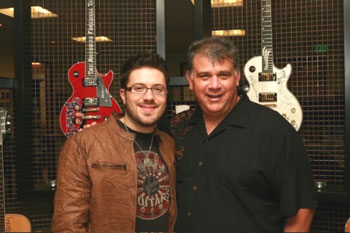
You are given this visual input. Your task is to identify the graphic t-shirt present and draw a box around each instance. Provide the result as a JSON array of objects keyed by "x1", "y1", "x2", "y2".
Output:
[{"x1": 118, "y1": 121, "x2": 170, "y2": 232}]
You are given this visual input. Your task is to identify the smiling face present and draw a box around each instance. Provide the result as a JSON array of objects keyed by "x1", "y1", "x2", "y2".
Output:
[
  {"x1": 186, "y1": 54, "x2": 241, "y2": 122},
  {"x1": 120, "y1": 67, "x2": 167, "y2": 133}
]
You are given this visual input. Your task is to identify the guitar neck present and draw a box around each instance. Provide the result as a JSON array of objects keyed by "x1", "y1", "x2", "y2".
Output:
[
  {"x1": 0, "y1": 145, "x2": 6, "y2": 232},
  {"x1": 261, "y1": 0, "x2": 274, "y2": 73},
  {"x1": 85, "y1": 0, "x2": 97, "y2": 79},
  {"x1": 0, "y1": 107, "x2": 8, "y2": 232}
]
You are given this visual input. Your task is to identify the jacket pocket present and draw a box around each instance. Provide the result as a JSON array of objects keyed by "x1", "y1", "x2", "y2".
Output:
[{"x1": 91, "y1": 162, "x2": 127, "y2": 170}]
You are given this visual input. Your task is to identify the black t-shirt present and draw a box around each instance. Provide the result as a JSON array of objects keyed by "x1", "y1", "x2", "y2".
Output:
[
  {"x1": 118, "y1": 120, "x2": 170, "y2": 232},
  {"x1": 169, "y1": 94, "x2": 318, "y2": 233}
]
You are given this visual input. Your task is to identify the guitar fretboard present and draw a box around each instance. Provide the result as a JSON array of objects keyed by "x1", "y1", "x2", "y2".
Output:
[
  {"x1": 85, "y1": 0, "x2": 97, "y2": 80},
  {"x1": 0, "y1": 108, "x2": 8, "y2": 232},
  {"x1": 261, "y1": 0, "x2": 274, "y2": 73},
  {"x1": 0, "y1": 146, "x2": 5, "y2": 232}
]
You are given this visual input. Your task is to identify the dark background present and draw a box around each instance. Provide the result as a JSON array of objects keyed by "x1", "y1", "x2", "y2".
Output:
[{"x1": 0, "y1": 0, "x2": 349, "y2": 231}]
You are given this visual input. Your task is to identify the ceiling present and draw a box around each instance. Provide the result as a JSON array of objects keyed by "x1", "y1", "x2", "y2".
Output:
[
  {"x1": 165, "y1": 0, "x2": 194, "y2": 55},
  {"x1": 0, "y1": 0, "x2": 195, "y2": 78}
]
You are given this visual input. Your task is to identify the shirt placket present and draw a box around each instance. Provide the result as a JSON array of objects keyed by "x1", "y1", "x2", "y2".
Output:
[{"x1": 186, "y1": 126, "x2": 210, "y2": 229}]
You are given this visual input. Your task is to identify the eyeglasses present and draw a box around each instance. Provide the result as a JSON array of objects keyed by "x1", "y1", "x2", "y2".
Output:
[{"x1": 126, "y1": 84, "x2": 168, "y2": 95}]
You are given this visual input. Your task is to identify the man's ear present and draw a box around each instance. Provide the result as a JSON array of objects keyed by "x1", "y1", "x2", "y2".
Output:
[
  {"x1": 235, "y1": 71, "x2": 241, "y2": 86},
  {"x1": 120, "y1": 89, "x2": 126, "y2": 104},
  {"x1": 185, "y1": 71, "x2": 193, "y2": 90}
]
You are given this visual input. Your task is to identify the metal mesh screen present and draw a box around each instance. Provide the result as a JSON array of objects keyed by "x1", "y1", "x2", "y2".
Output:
[
  {"x1": 210, "y1": 0, "x2": 347, "y2": 231},
  {"x1": 166, "y1": 1, "x2": 347, "y2": 231},
  {"x1": 169, "y1": 0, "x2": 345, "y2": 186},
  {"x1": 212, "y1": 0, "x2": 345, "y2": 185},
  {"x1": 0, "y1": 0, "x2": 348, "y2": 231},
  {"x1": 1, "y1": 0, "x2": 157, "y2": 231}
]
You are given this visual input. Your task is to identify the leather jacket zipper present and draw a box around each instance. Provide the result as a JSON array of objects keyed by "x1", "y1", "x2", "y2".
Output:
[{"x1": 91, "y1": 162, "x2": 127, "y2": 170}]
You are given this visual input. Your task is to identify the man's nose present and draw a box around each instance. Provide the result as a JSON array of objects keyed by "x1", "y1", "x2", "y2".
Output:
[
  {"x1": 208, "y1": 76, "x2": 221, "y2": 89},
  {"x1": 143, "y1": 88, "x2": 155, "y2": 100}
]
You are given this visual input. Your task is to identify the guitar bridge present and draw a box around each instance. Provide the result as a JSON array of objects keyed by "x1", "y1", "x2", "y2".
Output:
[
  {"x1": 83, "y1": 98, "x2": 99, "y2": 107},
  {"x1": 259, "y1": 92, "x2": 277, "y2": 102},
  {"x1": 82, "y1": 115, "x2": 101, "y2": 120},
  {"x1": 82, "y1": 107, "x2": 100, "y2": 112},
  {"x1": 259, "y1": 73, "x2": 276, "y2": 81}
]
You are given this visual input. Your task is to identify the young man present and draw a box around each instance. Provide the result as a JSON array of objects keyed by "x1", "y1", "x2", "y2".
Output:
[
  {"x1": 51, "y1": 53, "x2": 177, "y2": 232},
  {"x1": 170, "y1": 37, "x2": 317, "y2": 232}
]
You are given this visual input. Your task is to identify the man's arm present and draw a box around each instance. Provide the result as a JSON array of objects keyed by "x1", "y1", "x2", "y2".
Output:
[
  {"x1": 284, "y1": 208, "x2": 315, "y2": 232},
  {"x1": 51, "y1": 137, "x2": 91, "y2": 233}
]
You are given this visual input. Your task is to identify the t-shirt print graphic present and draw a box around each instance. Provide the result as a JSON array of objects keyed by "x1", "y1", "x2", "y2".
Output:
[{"x1": 135, "y1": 150, "x2": 170, "y2": 220}]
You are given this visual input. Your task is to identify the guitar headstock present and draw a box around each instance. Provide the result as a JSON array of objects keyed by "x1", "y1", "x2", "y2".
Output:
[{"x1": 0, "y1": 107, "x2": 11, "y2": 146}]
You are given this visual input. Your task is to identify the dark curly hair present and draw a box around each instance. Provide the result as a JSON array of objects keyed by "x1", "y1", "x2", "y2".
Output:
[{"x1": 119, "y1": 52, "x2": 169, "y2": 89}]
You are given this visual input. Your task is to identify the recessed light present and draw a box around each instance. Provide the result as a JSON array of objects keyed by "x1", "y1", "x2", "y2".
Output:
[
  {"x1": 0, "y1": 6, "x2": 58, "y2": 18},
  {"x1": 32, "y1": 62, "x2": 42, "y2": 66},
  {"x1": 212, "y1": 29, "x2": 246, "y2": 36},
  {"x1": 72, "y1": 36, "x2": 112, "y2": 43},
  {"x1": 211, "y1": 0, "x2": 243, "y2": 8},
  {"x1": 191, "y1": 0, "x2": 243, "y2": 7}
]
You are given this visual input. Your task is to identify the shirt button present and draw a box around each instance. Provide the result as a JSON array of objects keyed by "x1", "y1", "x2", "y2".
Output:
[
  {"x1": 187, "y1": 212, "x2": 192, "y2": 216},
  {"x1": 198, "y1": 161, "x2": 203, "y2": 167},
  {"x1": 193, "y1": 185, "x2": 198, "y2": 191}
]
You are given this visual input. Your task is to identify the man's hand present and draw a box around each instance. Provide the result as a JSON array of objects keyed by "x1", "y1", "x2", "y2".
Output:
[{"x1": 284, "y1": 208, "x2": 315, "y2": 232}]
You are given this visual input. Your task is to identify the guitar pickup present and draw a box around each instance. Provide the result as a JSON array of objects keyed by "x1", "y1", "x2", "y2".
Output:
[
  {"x1": 259, "y1": 73, "x2": 276, "y2": 81},
  {"x1": 259, "y1": 92, "x2": 277, "y2": 102},
  {"x1": 82, "y1": 115, "x2": 101, "y2": 120},
  {"x1": 83, "y1": 78, "x2": 99, "y2": 87},
  {"x1": 82, "y1": 107, "x2": 100, "y2": 112},
  {"x1": 83, "y1": 98, "x2": 99, "y2": 107}
]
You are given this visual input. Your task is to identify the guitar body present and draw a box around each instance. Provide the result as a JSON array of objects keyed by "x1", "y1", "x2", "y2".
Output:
[
  {"x1": 59, "y1": 62, "x2": 122, "y2": 137},
  {"x1": 244, "y1": 56, "x2": 303, "y2": 130},
  {"x1": 5, "y1": 214, "x2": 31, "y2": 232}
]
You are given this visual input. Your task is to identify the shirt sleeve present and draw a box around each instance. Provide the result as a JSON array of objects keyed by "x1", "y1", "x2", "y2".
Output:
[
  {"x1": 51, "y1": 136, "x2": 91, "y2": 233},
  {"x1": 272, "y1": 126, "x2": 318, "y2": 217}
]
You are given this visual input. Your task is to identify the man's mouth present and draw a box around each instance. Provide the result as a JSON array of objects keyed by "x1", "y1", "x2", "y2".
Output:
[
  {"x1": 207, "y1": 93, "x2": 223, "y2": 100},
  {"x1": 139, "y1": 105, "x2": 157, "y2": 113}
]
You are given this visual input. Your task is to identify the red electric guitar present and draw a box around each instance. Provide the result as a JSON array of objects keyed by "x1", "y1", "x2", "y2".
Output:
[{"x1": 59, "y1": 0, "x2": 122, "y2": 137}]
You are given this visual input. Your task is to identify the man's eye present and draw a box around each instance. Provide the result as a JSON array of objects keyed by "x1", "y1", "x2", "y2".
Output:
[
  {"x1": 152, "y1": 86, "x2": 165, "y2": 94},
  {"x1": 219, "y1": 74, "x2": 230, "y2": 79},
  {"x1": 133, "y1": 86, "x2": 145, "y2": 92},
  {"x1": 198, "y1": 74, "x2": 210, "y2": 79}
]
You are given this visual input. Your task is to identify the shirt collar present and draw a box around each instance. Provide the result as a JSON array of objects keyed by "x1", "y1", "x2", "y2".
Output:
[{"x1": 188, "y1": 94, "x2": 250, "y2": 129}]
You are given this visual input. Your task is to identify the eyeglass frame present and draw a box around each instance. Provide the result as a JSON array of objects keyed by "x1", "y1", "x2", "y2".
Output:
[{"x1": 125, "y1": 83, "x2": 168, "y2": 95}]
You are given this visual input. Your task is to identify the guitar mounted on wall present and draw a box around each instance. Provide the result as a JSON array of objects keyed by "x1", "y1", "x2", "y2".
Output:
[
  {"x1": 59, "y1": 0, "x2": 122, "y2": 137},
  {"x1": 244, "y1": 0, "x2": 303, "y2": 131},
  {"x1": 0, "y1": 107, "x2": 32, "y2": 232}
]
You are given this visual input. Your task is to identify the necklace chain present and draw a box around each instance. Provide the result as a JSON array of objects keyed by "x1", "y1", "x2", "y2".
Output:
[{"x1": 123, "y1": 122, "x2": 154, "y2": 159}]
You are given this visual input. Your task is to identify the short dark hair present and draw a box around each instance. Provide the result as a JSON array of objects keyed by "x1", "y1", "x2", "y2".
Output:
[
  {"x1": 120, "y1": 52, "x2": 169, "y2": 89},
  {"x1": 187, "y1": 37, "x2": 240, "y2": 73}
]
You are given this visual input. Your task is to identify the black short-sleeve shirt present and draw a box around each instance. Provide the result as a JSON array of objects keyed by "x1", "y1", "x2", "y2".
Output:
[{"x1": 170, "y1": 94, "x2": 318, "y2": 233}]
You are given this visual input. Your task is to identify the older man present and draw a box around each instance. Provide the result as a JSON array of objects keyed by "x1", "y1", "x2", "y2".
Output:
[{"x1": 170, "y1": 37, "x2": 317, "y2": 232}]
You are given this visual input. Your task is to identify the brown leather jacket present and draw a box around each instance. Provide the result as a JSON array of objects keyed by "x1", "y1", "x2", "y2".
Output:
[{"x1": 51, "y1": 116, "x2": 177, "y2": 233}]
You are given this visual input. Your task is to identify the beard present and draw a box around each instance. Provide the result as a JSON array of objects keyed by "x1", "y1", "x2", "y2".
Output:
[{"x1": 124, "y1": 99, "x2": 165, "y2": 128}]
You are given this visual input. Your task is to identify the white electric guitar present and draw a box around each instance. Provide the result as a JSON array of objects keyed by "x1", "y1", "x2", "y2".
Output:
[{"x1": 244, "y1": 0, "x2": 303, "y2": 131}]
